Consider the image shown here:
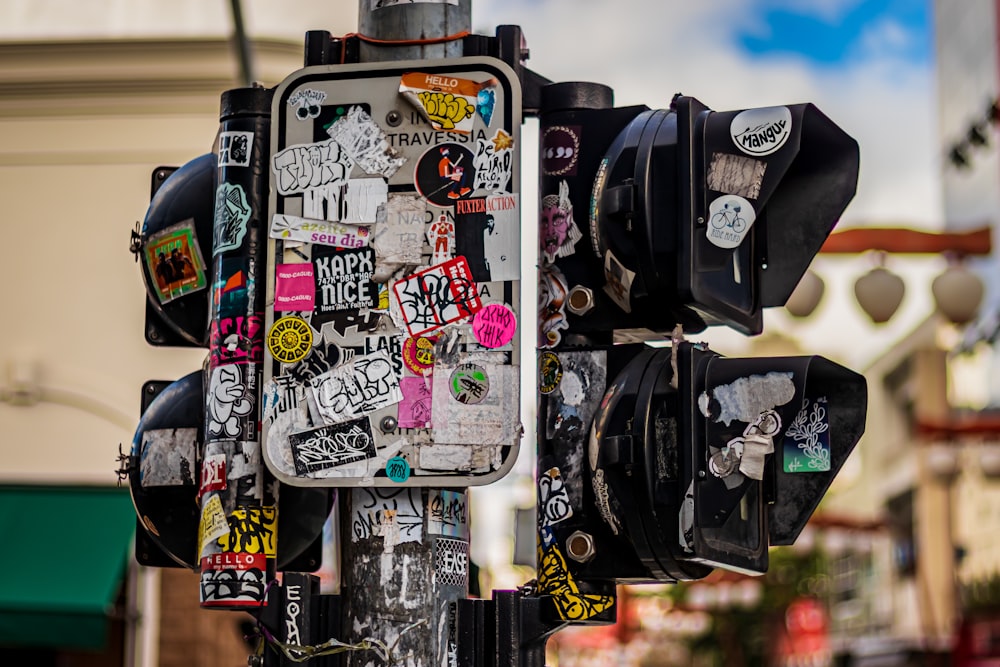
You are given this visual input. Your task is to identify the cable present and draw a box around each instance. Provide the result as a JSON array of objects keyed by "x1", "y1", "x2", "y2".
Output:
[{"x1": 337, "y1": 30, "x2": 471, "y2": 64}]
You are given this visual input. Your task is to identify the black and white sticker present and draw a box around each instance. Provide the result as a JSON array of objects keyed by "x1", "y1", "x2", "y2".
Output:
[{"x1": 730, "y1": 106, "x2": 792, "y2": 157}]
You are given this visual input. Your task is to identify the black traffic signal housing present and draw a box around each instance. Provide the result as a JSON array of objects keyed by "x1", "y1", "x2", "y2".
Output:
[
  {"x1": 542, "y1": 341, "x2": 866, "y2": 584},
  {"x1": 539, "y1": 88, "x2": 860, "y2": 337}
]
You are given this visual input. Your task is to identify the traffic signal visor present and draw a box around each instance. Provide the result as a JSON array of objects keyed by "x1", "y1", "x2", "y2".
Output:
[{"x1": 590, "y1": 96, "x2": 860, "y2": 335}]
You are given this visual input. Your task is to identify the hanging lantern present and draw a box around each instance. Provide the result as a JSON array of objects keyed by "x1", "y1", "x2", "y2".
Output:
[
  {"x1": 932, "y1": 259, "x2": 984, "y2": 325},
  {"x1": 854, "y1": 258, "x2": 905, "y2": 324},
  {"x1": 785, "y1": 270, "x2": 826, "y2": 318}
]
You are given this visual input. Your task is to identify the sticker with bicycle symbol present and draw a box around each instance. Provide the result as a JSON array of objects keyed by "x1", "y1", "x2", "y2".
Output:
[{"x1": 706, "y1": 194, "x2": 756, "y2": 249}]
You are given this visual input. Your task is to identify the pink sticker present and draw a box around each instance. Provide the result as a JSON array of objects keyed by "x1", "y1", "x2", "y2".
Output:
[
  {"x1": 472, "y1": 303, "x2": 517, "y2": 348},
  {"x1": 275, "y1": 263, "x2": 315, "y2": 312},
  {"x1": 398, "y1": 377, "x2": 433, "y2": 429}
]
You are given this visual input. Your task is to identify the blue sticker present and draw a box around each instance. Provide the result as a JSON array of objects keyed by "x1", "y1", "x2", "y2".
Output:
[
  {"x1": 477, "y1": 87, "x2": 496, "y2": 127},
  {"x1": 213, "y1": 182, "x2": 251, "y2": 255},
  {"x1": 386, "y1": 455, "x2": 411, "y2": 483}
]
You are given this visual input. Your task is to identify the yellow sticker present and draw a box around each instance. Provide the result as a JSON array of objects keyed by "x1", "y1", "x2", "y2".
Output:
[
  {"x1": 267, "y1": 316, "x2": 313, "y2": 363},
  {"x1": 198, "y1": 494, "x2": 230, "y2": 558},
  {"x1": 217, "y1": 506, "x2": 277, "y2": 557}
]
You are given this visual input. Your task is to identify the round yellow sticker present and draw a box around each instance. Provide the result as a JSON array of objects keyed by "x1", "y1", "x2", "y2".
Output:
[{"x1": 267, "y1": 316, "x2": 313, "y2": 364}]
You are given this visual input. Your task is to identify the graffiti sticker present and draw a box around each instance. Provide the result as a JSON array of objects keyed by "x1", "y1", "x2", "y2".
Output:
[
  {"x1": 393, "y1": 256, "x2": 482, "y2": 337},
  {"x1": 218, "y1": 131, "x2": 253, "y2": 167},
  {"x1": 272, "y1": 138, "x2": 354, "y2": 196},
  {"x1": 310, "y1": 349, "x2": 403, "y2": 424},
  {"x1": 289, "y1": 417, "x2": 377, "y2": 475},
  {"x1": 473, "y1": 129, "x2": 514, "y2": 192},
  {"x1": 214, "y1": 182, "x2": 252, "y2": 255}
]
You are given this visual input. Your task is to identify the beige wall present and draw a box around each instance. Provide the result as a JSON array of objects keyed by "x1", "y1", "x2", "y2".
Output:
[{"x1": 0, "y1": 39, "x2": 301, "y2": 482}]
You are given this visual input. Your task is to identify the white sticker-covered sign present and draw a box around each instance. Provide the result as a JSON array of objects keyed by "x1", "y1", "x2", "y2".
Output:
[
  {"x1": 730, "y1": 106, "x2": 792, "y2": 157},
  {"x1": 706, "y1": 194, "x2": 756, "y2": 249}
]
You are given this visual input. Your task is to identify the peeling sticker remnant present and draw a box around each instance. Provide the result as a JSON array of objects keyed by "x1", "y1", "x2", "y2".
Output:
[
  {"x1": 140, "y1": 427, "x2": 198, "y2": 487},
  {"x1": 704, "y1": 371, "x2": 795, "y2": 426},
  {"x1": 326, "y1": 105, "x2": 405, "y2": 178},
  {"x1": 707, "y1": 152, "x2": 766, "y2": 199}
]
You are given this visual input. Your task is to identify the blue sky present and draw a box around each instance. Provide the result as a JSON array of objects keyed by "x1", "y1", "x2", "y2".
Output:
[{"x1": 737, "y1": 0, "x2": 931, "y2": 66}]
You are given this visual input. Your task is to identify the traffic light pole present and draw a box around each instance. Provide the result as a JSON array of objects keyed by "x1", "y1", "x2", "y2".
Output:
[{"x1": 336, "y1": 4, "x2": 472, "y2": 667}]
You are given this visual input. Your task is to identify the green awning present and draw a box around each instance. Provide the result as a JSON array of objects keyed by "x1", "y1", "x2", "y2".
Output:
[{"x1": 0, "y1": 485, "x2": 135, "y2": 650}]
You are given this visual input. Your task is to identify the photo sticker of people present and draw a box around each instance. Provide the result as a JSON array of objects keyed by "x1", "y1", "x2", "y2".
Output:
[
  {"x1": 540, "y1": 180, "x2": 582, "y2": 264},
  {"x1": 144, "y1": 219, "x2": 208, "y2": 304}
]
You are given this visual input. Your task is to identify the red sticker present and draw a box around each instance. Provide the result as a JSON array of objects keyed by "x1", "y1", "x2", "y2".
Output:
[
  {"x1": 402, "y1": 334, "x2": 439, "y2": 376},
  {"x1": 199, "y1": 453, "x2": 227, "y2": 497},
  {"x1": 392, "y1": 256, "x2": 482, "y2": 337},
  {"x1": 199, "y1": 552, "x2": 267, "y2": 607}
]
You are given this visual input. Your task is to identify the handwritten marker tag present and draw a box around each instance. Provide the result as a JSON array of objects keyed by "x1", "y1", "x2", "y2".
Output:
[
  {"x1": 472, "y1": 303, "x2": 517, "y2": 348},
  {"x1": 386, "y1": 456, "x2": 411, "y2": 483}
]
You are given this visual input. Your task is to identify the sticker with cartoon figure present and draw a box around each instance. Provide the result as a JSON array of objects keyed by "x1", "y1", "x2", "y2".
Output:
[
  {"x1": 426, "y1": 211, "x2": 455, "y2": 264},
  {"x1": 218, "y1": 131, "x2": 253, "y2": 167},
  {"x1": 144, "y1": 219, "x2": 208, "y2": 304},
  {"x1": 414, "y1": 143, "x2": 475, "y2": 207},
  {"x1": 399, "y1": 72, "x2": 497, "y2": 134},
  {"x1": 402, "y1": 334, "x2": 439, "y2": 376},
  {"x1": 706, "y1": 194, "x2": 756, "y2": 249},
  {"x1": 538, "y1": 351, "x2": 563, "y2": 395},
  {"x1": 540, "y1": 180, "x2": 582, "y2": 264},
  {"x1": 538, "y1": 265, "x2": 569, "y2": 348}
]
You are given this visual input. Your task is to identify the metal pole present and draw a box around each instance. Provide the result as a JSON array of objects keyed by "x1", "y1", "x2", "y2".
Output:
[{"x1": 339, "y1": 3, "x2": 473, "y2": 666}]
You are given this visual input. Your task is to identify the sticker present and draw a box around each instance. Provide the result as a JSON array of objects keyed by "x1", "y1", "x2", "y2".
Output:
[
  {"x1": 218, "y1": 131, "x2": 253, "y2": 167},
  {"x1": 214, "y1": 182, "x2": 252, "y2": 255},
  {"x1": 434, "y1": 537, "x2": 469, "y2": 588},
  {"x1": 274, "y1": 264, "x2": 315, "y2": 312},
  {"x1": 144, "y1": 219, "x2": 209, "y2": 304},
  {"x1": 449, "y1": 363, "x2": 489, "y2": 404},
  {"x1": 270, "y1": 214, "x2": 372, "y2": 248},
  {"x1": 540, "y1": 180, "x2": 582, "y2": 264},
  {"x1": 309, "y1": 349, "x2": 403, "y2": 424},
  {"x1": 399, "y1": 72, "x2": 492, "y2": 134},
  {"x1": 200, "y1": 452, "x2": 228, "y2": 496},
  {"x1": 326, "y1": 105, "x2": 405, "y2": 178},
  {"x1": 303, "y1": 177, "x2": 387, "y2": 225},
  {"x1": 538, "y1": 467, "x2": 573, "y2": 527},
  {"x1": 414, "y1": 143, "x2": 476, "y2": 207},
  {"x1": 477, "y1": 85, "x2": 496, "y2": 126},
  {"x1": 427, "y1": 212, "x2": 456, "y2": 264},
  {"x1": 372, "y1": 0, "x2": 458, "y2": 9},
  {"x1": 288, "y1": 88, "x2": 327, "y2": 121},
  {"x1": 210, "y1": 313, "x2": 264, "y2": 367},
  {"x1": 363, "y1": 334, "x2": 404, "y2": 377},
  {"x1": 472, "y1": 303, "x2": 517, "y2": 349},
  {"x1": 402, "y1": 335, "x2": 438, "y2": 376},
  {"x1": 198, "y1": 494, "x2": 231, "y2": 558},
  {"x1": 783, "y1": 396, "x2": 831, "y2": 473},
  {"x1": 398, "y1": 376, "x2": 433, "y2": 428},
  {"x1": 213, "y1": 258, "x2": 251, "y2": 319},
  {"x1": 707, "y1": 152, "x2": 766, "y2": 199},
  {"x1": 392, "y1": 256, "x2": 482, "y2": 337},
  {"x1": 199, "y1": 552, "x2": 267, "y2": 607},
  {"x1": 730, "y1": 106, "x2": 792, "y2": 156},
  {"x1": 538, "y1": 265, "x2": 569, "y2": 348},
  {"x1": 289, "y1": 417, "x2": 377, "y2": 475},
  {"x1": 217, "y1": 506, "x2": 277, "y2": 557},
  {"x1": 207, "y1": 365, "x2": 256, "y2": 440},
  {"x1": 267, "y1": 316, "x2": 314, "y2": 364},
  {"x1": 538, "y1": 351, "x2": 563, "y2": 395},
  {"x1": 139, "y1": 427, "x2": 198, "y2": 487},
  {"x1": 537, "y1": 541, "x2": 614, "y2": 621},
  {"x1": 372, "y1": 193, "x2": 426, "y2": 277},
  {"x1": 473, "y1": 129, "x2": 514, "y2": 192},
  {"x1": 603, "y1": 251, "x2": 635, "y2": 313},
  {"x1": 707, "y1": 194, "x2": 756, "y2": 249},
  {"x1": 454, "y1": 192, "x2": 520, "y2": 282},
  {"x1": 542, "y1": 125, "x2": 581, "y2": 176},
  {"x1": 701, "y1": 371, "x2": 795, "y2": 426},
  {"x1": 272, "y1": 138, "x2": 354, "y2": 196},
  {"x1": 386, "y1": 455, "x2": 411, "y2": 482},
  {"x1": 312, "y1": 246, "x2": 377, "y2": 313},
  {"x1": 427, "y1": 490, "x2": 468, "y2": 538},
  {"x1": 351, "y1": 487, "x2": 423, "y2": 544}
]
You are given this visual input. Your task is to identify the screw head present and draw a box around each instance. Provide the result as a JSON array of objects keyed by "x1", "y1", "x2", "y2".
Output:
[{"x1": 385, "y1": 110, "x2": 403, "y2": 127}]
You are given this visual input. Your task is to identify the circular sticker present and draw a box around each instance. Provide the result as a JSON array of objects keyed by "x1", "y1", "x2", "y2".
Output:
[
  {"x1": 539, "y1": 351, "x2": 563, "y2": 395},
  {"x1": 267, "y1": 316, "x2": 313, "y2": 364},
  {"x1": 706, "y1": 194, "x2": 756, "y2": 249},
  {"x1": 472, "y1": 303, "x2": 517, "y2": 348},
  {"x1": 386, "y1": 456, "x2": 411, "y2": 483},
  {"x1": 542, "y1": 125, "x2": 581, "y2": 176},
  {"x1": 449, "y1": 363, "x2": 489, "y2": 404},
  {"x1": 402, "y1": 334, "x2": 439, "y2": 375},
  {"x1": 730, "y1": 106, "x2": 792, "y2": 156},
  {"x1": 414, "y1": 143, "x2": 476, "y2": 208}
]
